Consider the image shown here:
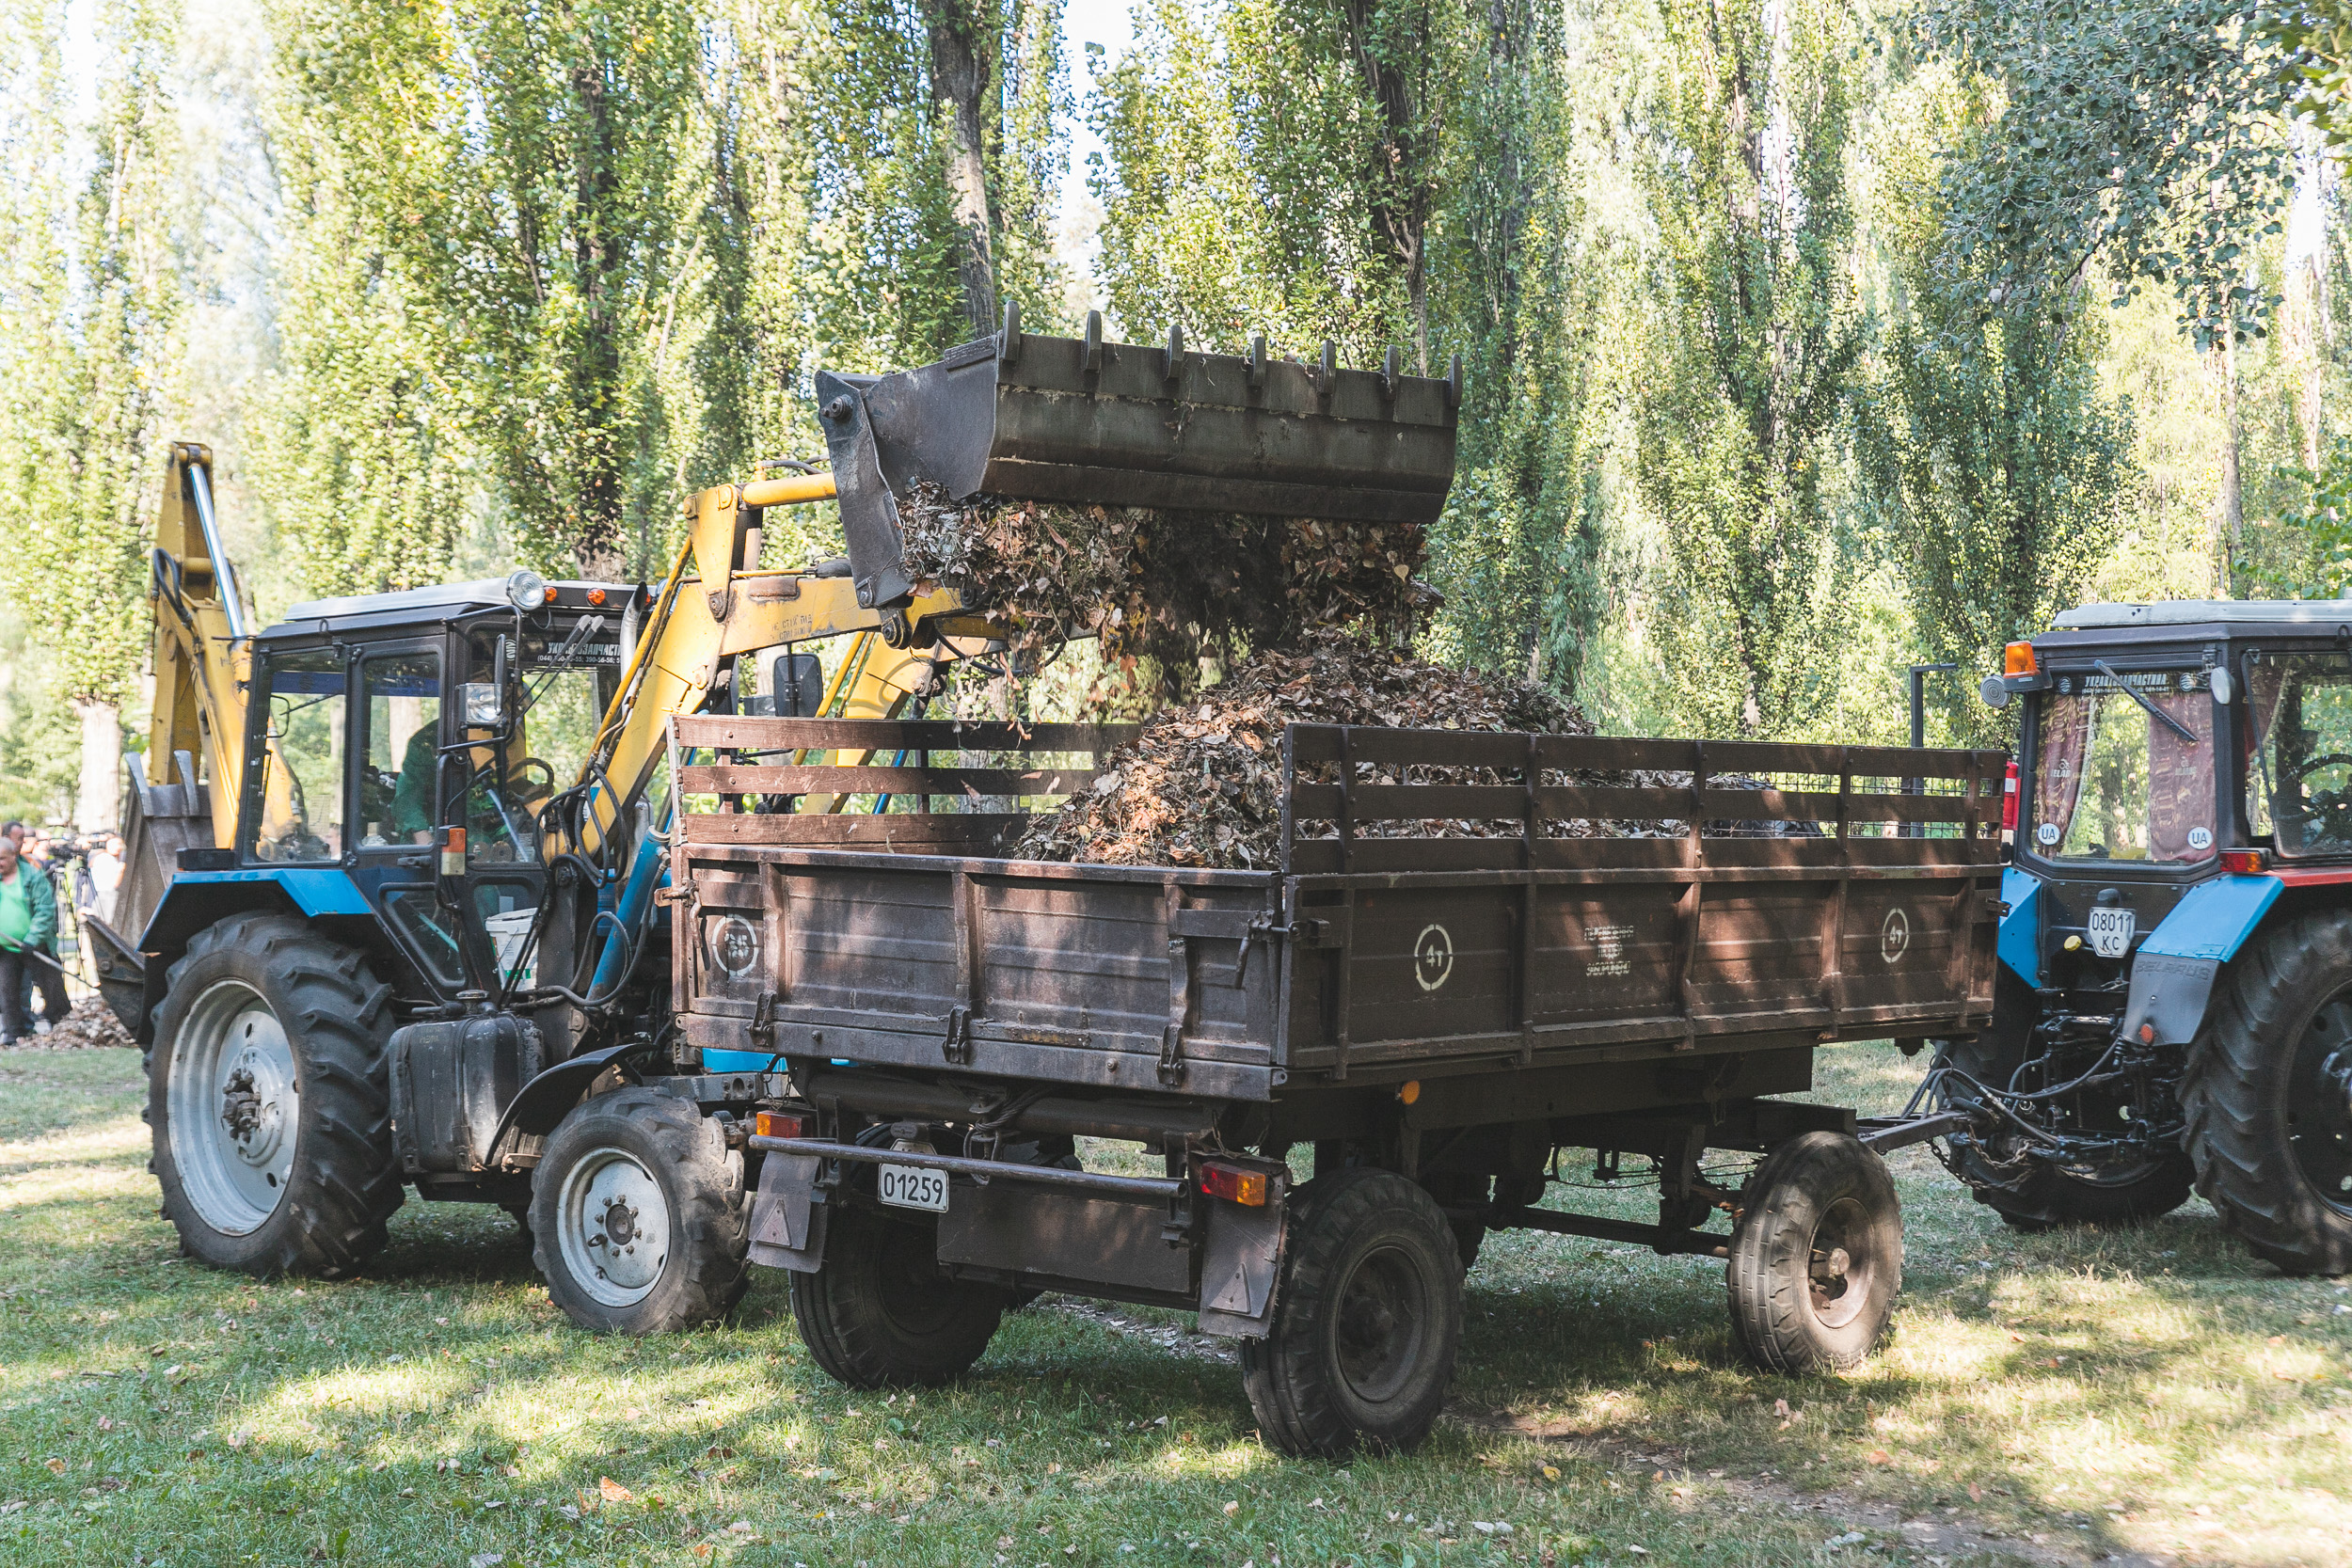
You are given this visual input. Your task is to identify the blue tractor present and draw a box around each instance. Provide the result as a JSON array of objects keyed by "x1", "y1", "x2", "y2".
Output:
[{"x1": 1943, "y1": 599, "x2": 2352, "y2": 1270}]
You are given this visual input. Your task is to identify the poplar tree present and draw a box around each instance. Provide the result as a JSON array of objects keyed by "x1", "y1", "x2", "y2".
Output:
[{"x1": 0, "y1": 0, "x2": 184, "y2": 828}]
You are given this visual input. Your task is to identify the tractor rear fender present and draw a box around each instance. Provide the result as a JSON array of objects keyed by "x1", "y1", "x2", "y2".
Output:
[{"x1": 2122, "y1": 874, "x2": 2285, "y2": 1047}]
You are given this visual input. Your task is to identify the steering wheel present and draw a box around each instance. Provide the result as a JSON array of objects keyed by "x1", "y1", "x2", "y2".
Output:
[
  {"x1": 510, "y1": 757, "x2": 557, "y2": 805},
  {"x1": 2286, "y1": 752, "x2": 2352, "y2": 789}
]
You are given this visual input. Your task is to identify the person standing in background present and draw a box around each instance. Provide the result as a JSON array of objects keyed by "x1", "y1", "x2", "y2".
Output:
[{"x1": 0, "y1": 838, "x2": 66, "y2": 1045}]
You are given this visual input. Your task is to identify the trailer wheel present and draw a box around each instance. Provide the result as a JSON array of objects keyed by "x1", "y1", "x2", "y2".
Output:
[
  {"x1": 147, "y1": 914, "x2": 402, "y2": 1278},
  {"x1": 1727, "y1": 1132, "x2": 1900, "y2": 1374},
  {"x1": 1944, "y1": 970, "x2": 2193, "y2": 1230},
  {"x1": 532, "y1": 1088, "x2": 750, "y2": 1333},
  {"x1": 788, "y1": 1201, "x2": 1006, "y2": 1387},
  {"x1": 2183, "y1": 911, "x2": 2352, "y2": 1275},
  {"x1": 1239, "y1": 1167, "x2": 1462, "y2": 1458}
]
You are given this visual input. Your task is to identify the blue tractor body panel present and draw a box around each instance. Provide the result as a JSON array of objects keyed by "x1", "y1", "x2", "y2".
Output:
[
  {"x1": 2137, "y1": 874, "x2": 2284, "y2": 963},
  {"x1": 1999, "y1": 865, "x2": 2042, "y2": 987}
]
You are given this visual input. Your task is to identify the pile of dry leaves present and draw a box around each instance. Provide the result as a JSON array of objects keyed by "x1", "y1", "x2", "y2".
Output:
[
  {"x1": 11, "y1": 995, "x2": 135, "y2": 1050},
  {"x1": 898, "y1": 484, "x2": 1433, "y2": 694},
  {"x1": 1013, "y1": 634, "x2": 1600, "y2": 868}
]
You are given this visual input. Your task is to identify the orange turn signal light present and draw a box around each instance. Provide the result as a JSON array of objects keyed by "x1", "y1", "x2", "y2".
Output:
[
  {"x1": 542, "y1": 585, "x2": 559, "y2": 604},
  {"x1": 587, "y1": 587, "x2": 607, "y2": 606},
  {"x1": 438, "y1": 826, "x2": 468, "y2": 877},
  {"x1": 755, "y1": 1111, "x2": 807, "y2": 1140},
  {"x1": 1200, "y1": 1163, "x2": 1269, "y2": 1207},
  {"x1": 2003, "y1": 641, "x2": 2038, "y2": 677},
  {"x1": 1398, "y1": 1079, "x2": 1422, "y2": 1105},
  {"x1": 2220, "y1": 848, "x2": 2267, "y2": 875}
]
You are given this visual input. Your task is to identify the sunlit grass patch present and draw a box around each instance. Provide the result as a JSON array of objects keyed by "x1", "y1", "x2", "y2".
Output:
[{"x1": 0, "y1": 1041, "x2": 2338, "y2": 1565}]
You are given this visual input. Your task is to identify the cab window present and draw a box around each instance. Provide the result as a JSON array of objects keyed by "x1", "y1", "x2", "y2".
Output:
[
  {"x1": 358, "y1": 652, "x2": 441, "y2": 847},
  {"x1": 254, "y1": 650, "x2": 346, "y2": 863},
  {"x1": 2030, "y1": 668, "x2": 2216, "y2": 865},
  {"x1": 464, "y1": 626, "x2": 621, "y2": 864},
  {"x1": 2248, "y1": 653, "x2": 2352, "y2": 856}
]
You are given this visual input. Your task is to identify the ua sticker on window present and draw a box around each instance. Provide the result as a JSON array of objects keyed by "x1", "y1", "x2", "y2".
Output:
[
  {"x1": 2037, "y1": 822, "x2": 2060, "y2": 846},
  {"x1": 2188, "y1": 826, "x2": 2213, "y2": 851}
]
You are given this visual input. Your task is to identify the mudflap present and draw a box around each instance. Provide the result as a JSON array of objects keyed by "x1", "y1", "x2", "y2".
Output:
[
  {"x1": 748, "y1": 1151, "x2": 828, "y2": 1273},
  {"x1": 1196, "y1": 1165, "x2": 1290, "y2": 1339}
]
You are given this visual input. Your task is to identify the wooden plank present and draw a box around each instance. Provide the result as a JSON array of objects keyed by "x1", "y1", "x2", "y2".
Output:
[
  {"x1": 1691, "y1": 739, "x2": 1851, "y2": 776},
  {"x1": 671, "y1": 717, "x2": 1141, "y2": 752},
  {"x1": 1841, "y1": 744, "x2": 2007, "y2": 779},
  {"x1": 680, "y1": 812, "x2": 1031, "y2": 848},
  {"x1": 1533, "y1": 785, "x2": 1705, "y2": 819},
  {"x1": 1288, "y1": 725, "x2": 1536, "y2": 769},
  {"x1": 1286, "y1": 836, "x2": 1530, "y2": 874},
  {"x1": 1290, "y1": 782, "x2": 1526, "y2": 820},
  {"x1": 680, "y1": 765, "x2": 1093, "y2": 796}
]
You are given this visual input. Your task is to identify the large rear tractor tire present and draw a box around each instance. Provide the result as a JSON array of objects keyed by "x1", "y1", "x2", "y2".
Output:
[
  {"x1": 789, "y1": 1199, "x2": 1007, "y2": 1387},
  {"x1": 1728, "y1": 1132, "x2": 1901, "y2": 1374},
  {"x1": 146, "y1": 914, "x2": 402, "y2": 1278},
  {"x1": 532, "y1": 1087, "x2": 751, "y2": 1332},
  {"x1": 1240, "y1": 1167, "x2": 1463, "y2": 1458},
  {"x1": 2184, "y1": 912, "x2": 2352, "y2": 1275},
  {"x1": 1943, "y1": 968, "x2": 2194, "y2": 1230}
]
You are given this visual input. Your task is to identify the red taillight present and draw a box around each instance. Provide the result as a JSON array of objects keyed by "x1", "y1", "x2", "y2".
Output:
[
  {"x1": 2220, "y1": 848, "x2": 2266, "y2": 875},
  {"x1": 2001, "y1": 760, "x2": 2020, "y2": 832},
  {"x1": 755, "y1": 1110, "x2": 807, "y2": 1140},
  {"x1": 1200, "y1": 1162, "x2": 1269, "y2": 1207}
]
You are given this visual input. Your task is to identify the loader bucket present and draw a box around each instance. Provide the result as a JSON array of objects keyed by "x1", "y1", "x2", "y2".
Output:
[{"x1": 814, "y1": 321, "x2": 1460, "y2": 611}]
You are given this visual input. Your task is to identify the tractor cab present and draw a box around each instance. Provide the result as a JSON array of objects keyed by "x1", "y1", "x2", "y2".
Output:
[
  {"x1": 1995, "y1": 600, "x2": 2352, "y2": 974},
  {"x1": 1946, "y1": 599, "x2": 2352, "y2": 1238},
  {"x1": 218, "y1": 574, "x2": 643, "y2": 1010}
]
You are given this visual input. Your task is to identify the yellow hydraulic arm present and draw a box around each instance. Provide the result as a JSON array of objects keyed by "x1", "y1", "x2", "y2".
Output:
[
  {"x1": 567, "y1": 469, "x2": 997, "y2": 860},
  {"x1": 146, "y1": 444, "x2": 253, "y2": 846}
]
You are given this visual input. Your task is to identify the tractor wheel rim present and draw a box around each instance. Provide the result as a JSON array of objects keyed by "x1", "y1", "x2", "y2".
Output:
[
  {"x1": 1806, "y1": 1196, "x2": 1875, "y2": 1330},
  {"x1": 2289, "y1": 992, "x2": 2352, "y2": 1215},
  {"x1": 1332, "y1": 1243, "x2": 1428, "y2": 1406},
  {"x1": 167, "y1": 979, "x2": 296, "y2": 1237},
  {"x1": 558, "y1": 1147, "x2": 671, "y2": 1307}
]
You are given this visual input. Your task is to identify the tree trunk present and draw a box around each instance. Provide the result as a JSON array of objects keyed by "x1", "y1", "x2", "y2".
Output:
[
  {"x1": 926, "y1": 0, "x2": 998, "y2": 340},
  {"x1": 74, "y1": 700, "x2": 120, "y2": 833},
  {"x1": 1339, "y1": 0, "x2": 1433, "y2": 370},
  {"x1": 569, "y1": 36, "x2": 625, "y2": 579},
  {"x1": 2215, "y1": 339, "x2": 2244, "y2": 597}
]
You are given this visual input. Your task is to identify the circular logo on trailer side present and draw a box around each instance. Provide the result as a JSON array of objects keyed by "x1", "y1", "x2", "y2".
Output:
[
  {"x1": 1414, "y1": 924, "x2": 1454, "y2": 992},
  {"x1": 714, "y1": 915, "x2": 761, "y2": 977},
  {"x1": 1881, "y1": 908, "x2": 1911, "y2": 965}
]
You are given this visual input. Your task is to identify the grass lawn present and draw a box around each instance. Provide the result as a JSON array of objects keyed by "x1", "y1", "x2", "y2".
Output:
[{"x1": 0, "y1": 1041, "x2": 2339, "y2": 1568}]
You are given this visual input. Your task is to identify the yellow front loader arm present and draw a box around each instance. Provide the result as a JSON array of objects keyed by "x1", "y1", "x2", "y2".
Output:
[{"x1": 566, "y1": 471, "x2": 985, "y2": 860}]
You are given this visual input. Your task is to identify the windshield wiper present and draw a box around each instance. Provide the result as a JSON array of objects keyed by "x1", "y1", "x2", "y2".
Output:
[{"x1": 2093, "y1": 659, "x2": 2198, "y2": 745}]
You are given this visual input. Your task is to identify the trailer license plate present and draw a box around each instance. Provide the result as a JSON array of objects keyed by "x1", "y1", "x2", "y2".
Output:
[
  {"x1": 877, "y1": 1164, "x2": 948, "y2": 1213},
  {"x1": 2087, "y1": 907, "x2": 2135, "y2": 958}
]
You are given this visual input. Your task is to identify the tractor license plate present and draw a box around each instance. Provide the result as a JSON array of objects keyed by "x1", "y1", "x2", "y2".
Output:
[
  {"x1": 2087, "y1": 907, "x2": 2136, "y2": 958},
  {"x1": 877, "y1": 1164, "x2": 949, "y2": 1213}
]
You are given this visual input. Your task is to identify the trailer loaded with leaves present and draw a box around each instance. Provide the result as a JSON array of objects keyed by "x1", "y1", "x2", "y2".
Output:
[{"x1": 660, "y1": 715, "x2": 2004, "y2": 1456}]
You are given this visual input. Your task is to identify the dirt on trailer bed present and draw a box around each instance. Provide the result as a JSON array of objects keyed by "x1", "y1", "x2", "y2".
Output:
[
  {"x1": 1012, "y1": 634, "x2": 1601, "y2": 868},
  {"x1": 897, "y1": 483, "x2": 1435, "y2": 689}
]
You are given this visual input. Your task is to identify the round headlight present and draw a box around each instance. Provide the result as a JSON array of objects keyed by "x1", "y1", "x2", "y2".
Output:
[{"x1": 505, "y1": 568, "x2": 548, "y2": 611}]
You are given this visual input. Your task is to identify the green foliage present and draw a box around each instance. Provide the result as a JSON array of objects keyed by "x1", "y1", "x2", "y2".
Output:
[
  {"x1": 1914, "y1": 0, "x2": 2296, "y2": 351},
  {"x1": 0, "y1": 0, "x2": 183, "y2": 712},
  {"x1": 1633, "y1": 0, "x2": 1866, "y2": 736},
  {"x1": 2251, "y1": 431, "x2": 2352, "y2": 595},
  {"x1": 1854, "y1": 64, "x2": 2132, "y2": 747}
]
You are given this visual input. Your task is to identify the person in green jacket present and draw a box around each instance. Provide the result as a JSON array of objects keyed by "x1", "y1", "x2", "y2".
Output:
[{"x1": 0, "y1": 837, "x2": 66, "y2": 1044}]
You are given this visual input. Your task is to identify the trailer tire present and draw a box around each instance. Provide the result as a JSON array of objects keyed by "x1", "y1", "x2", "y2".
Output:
[
  {"x1": 1943, "y1": 970, "x2": 2194, "y2": 1230},
  {"x1": 532, "y1": 1087, "x2": 750, "y2": 1333},
  {"x1": 2183, "y1": 911, "x2": 2352, "y2": 1275},
  {"x1": 1727, "y1": 1132, "x2": 1900, "y2": 1374},
  {"x1": 1240, "y1": 1167, "x2": 1462, "y2": 1458},
  {"x1": 788, "y1": 1201, "x2": 1006, "y2": 1387},
  {"x1": 147, "y1": 914, "x2": 402, "y2": 1278}
]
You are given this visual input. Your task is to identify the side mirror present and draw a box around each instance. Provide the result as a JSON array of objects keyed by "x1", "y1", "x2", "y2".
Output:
[
  {"x1": 2211, "y1": 667, "x2": 2235, "y2": 705},
  {"x1": 459, "y1": 681, "x2": 506, "y2": 728},
  {"x1": 1979, "y1": 674, "x2": 2011, "y2": 710}
]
